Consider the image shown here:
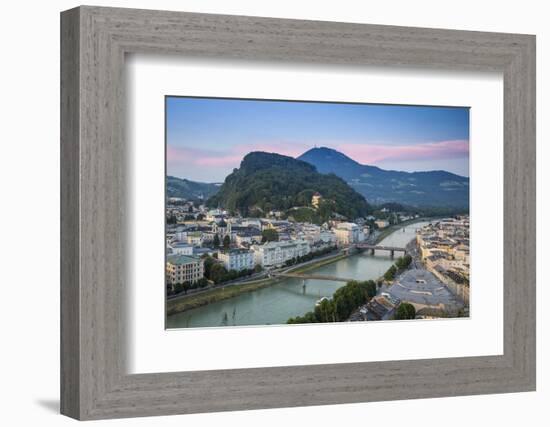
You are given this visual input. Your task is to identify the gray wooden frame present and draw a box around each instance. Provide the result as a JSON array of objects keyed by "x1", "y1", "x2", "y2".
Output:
[{"x1": 60, "y1": 5, "x2": 536, "y2": 420}]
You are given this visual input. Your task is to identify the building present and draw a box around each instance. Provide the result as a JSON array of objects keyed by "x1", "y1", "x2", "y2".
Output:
[
  {"x1": 211, "y1": 218, "x2": 232, "y2": 238},
  {"x1": 334, "y1": 222, "x2": 362, "y2": 245},
  {"x1": 218, "y1": 249, "x2": 255, "y2": 272},
  {"x1": 235, "y1": 230, "x2": 263, "y2": 247},
  {"x1": 166, "y1": 255, "x2": 204, "y2": 286},
  {"x1": 206, "y1": 208, "x2": 225, "y2": 222},
  {"x1": 311, "y1": 192, "x2": 322, "y2": 209},
  {"x1": 185, "y1": 231, "x2": 203, "y2": 246},
  {"x1": 415, "y1": 218, "x2": 470, "y2": 305},
  {"x1": 252, "y1": 240, "x2": 311, "y2": 268},
  {"x1": 375, "y1": 219, "x2": 390, "y2": 229},
  {"x1": 298, "y1": 224, "x2": 336, "y2": 245},
  {"x1": 364, "y1": 293, "x2": 401, "y2": 321},
  {"x1": 170, "y1": 242, "x2": 193, "y2": 255}
]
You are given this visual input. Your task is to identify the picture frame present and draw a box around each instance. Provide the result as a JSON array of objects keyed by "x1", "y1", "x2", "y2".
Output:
[{"x1": 60, "y1": 5, "x2": 536, "y2": 420}]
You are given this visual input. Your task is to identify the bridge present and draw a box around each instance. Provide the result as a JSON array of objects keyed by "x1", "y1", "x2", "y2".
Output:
[
  {"x1": 271, "y1": 272, "x2": 354, "y2": 282},
  {"x1": 355, "y1": 244, "x2": 407, "y2": 258}
]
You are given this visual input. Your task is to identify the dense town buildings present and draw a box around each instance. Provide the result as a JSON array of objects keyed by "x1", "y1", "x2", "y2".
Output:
[
  {"x1": 165, "y1": 198, "x2": 440, "y2": 291},
  {"x1": 416, "y1": 217, "x2": 470, "y2": 304}
]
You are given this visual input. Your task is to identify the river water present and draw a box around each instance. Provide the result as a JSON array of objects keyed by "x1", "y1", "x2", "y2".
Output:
[{"x1": 166, "y1": 221, "x2": 430, "y2": 329}]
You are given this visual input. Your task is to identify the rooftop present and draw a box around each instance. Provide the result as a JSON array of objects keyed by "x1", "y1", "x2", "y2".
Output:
[
  {"x1": 166, "y1": 254, "x2": 202, "y2": 266},
  {"x1": 219, "y1": 249, "x2": 253, "y2": 255}
]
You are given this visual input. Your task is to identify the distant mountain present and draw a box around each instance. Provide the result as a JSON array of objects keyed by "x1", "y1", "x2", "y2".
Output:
[
  {"x1": 206, "y1": 152, "x2": 369, "y2": 221},
  {"x1": 298, "y1": 147, "x2": 469, "y2": 209},
  {"x1": 166, "y1": 176, "x2": 221, "y2": 201}
]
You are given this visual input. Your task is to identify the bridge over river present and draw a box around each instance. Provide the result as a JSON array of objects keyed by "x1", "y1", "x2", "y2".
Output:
[
  {"x1": 272, "y1": 245, "x2": 408, "y2": 283},
  {"x1": 271, "y1": 272, "x2": 354, "y2": 282},
  {"x1": 354, "y1": 244, "x2": 408, "y2": 258}
]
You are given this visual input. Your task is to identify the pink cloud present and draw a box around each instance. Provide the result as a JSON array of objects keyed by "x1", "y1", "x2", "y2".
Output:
[
  {"x1": 335, "y1": 140, "x2": 469, "y2": 164},
  {"x1": 167, "y1": 139, "x2": 469, "y2": 173},
  {"x1": 168, "y1": 141, "x2": 311, "y2": 169},
  {"x1": 195, "y1": 155, "x2": 243, "y2": 167},
  {"x1": 234, "y1": 141, "x2": 310, "y2": 158}
]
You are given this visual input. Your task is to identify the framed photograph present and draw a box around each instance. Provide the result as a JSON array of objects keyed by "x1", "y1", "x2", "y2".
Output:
[
  {"x1": 61, "y1": 6, "x2": 536, "y2": 420},
  {"x1": 164, "y1": 96, "x2": 471, "y2": 329}
]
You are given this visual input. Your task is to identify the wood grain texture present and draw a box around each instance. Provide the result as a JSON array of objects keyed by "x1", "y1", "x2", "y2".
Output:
[
  {"x1": 60, "y1": 6, "x2": 536, "y2": 420},
  {"x1": 60, "y1": 7, "x2": 80, "y2": 419}
]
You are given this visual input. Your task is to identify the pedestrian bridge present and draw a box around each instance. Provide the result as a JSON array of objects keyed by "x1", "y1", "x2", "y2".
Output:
[{"x1": 271, "y1": 272, "x2": 354, "y2": 282}]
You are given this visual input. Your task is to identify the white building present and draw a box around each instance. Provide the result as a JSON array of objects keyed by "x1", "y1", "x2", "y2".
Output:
[
  {"x1": 170, "y1": 242, "x2": 193, "y2": 255},
  {"x1": 319, "y1": 231, "x2": 337, "y2": 244},
  {"x1": 334, "y1": 222, "x2": 362, "y2": 245},
  {"x1": 311, "y1": 192, "x2": 322, "y2": 208},
  {"x1": 206, "y1": 208, "x2": 226, "y2": 222},
  {"x1": 218, "y1": 249, "x2": 255, "y2": 272},
  {"x1": 174, "y1": 228, "x2": 187, "y2": 241},
  {"x1": 362, "y1": 225, "x2": 371, "y2": 238},
  {"x1": 252, "y1": 240, "x2": 311, "y2": 268},
  {"x1": 186, "y1": 231, "x2": 203, "y2": 246},
  {"x1": 375, "y1": 219, "x2": 390, "y2": 229},
  {"x1": 235, "y1": 232, "x2": 262, "y2": 247}
]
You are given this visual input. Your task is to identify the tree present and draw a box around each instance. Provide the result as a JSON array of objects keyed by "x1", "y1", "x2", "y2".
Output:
[
  {"x1": 395, "y1": 254, "x2": 412, "y2": 270},
  {"x1": 395, "y1": 303, "x2": 416, "y2": 320},
  {"x1": 173, "y1": 282, "x2": 184, "y2": 294},
  {"x1": 261, "y1": 228, "x2": 279, "y2": 243},
  {"x1": 384, "y1": 265, "x2": 397, "y2": 281},
  {"x1": 213, "y1": 234, "x2": 220, "y2": 247},
  {"x1": 364, "y1": 280, "x2": 377, "y2": 299},
  {"x1": 167, "y1": 213, "x2": 177, "y2": 224},
  {"x1": 196, "y1": 278, "x2": 208, "y2": 288},
  {"x1": 210, "y1": 263, "x2": 228, "y2": 284},
  {"x1": 203, "y1": 256, "x2": 216, "y2": 279},
  {"x1": 181, "y1": 281, "x2": 191, "y2": 294},
  {"x1": 223, "y1": 235, "x2": 231, "y2": 249}
]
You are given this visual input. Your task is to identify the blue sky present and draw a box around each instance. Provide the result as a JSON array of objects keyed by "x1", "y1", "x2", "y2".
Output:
[{"x1": 166, "y1": 97, "x2": 469, "y2": 182}]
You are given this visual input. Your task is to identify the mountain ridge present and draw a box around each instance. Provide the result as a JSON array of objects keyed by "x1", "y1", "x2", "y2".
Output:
[{"x1": 297, "y1": 147, "x2": 469, "y2": 209}]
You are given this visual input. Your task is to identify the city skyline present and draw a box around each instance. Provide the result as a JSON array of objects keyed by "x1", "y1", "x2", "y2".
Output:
[{"x1": 166, "y1": 97, "x2": 470, "y2": 183}]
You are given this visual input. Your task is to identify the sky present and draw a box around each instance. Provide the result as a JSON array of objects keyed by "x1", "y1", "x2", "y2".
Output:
[{"x1": 166, "y1": 97, "x2": 469, "y2": 182}]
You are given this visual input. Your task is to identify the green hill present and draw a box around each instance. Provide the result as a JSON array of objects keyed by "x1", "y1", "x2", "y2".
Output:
[
  {"x1": 206, "y1": 152, "x2": 369, "y2": 221},
  {"x1": 166, "y1": 176, "x2": 221, "y2": 201}
]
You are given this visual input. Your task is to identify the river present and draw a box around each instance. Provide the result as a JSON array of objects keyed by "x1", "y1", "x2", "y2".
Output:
[{"x1": 166, "y1": 221, "x2": 431, "y2": 329}]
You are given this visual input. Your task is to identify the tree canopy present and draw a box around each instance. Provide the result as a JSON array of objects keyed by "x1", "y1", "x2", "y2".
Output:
[
  {"x1": 261, "y1": 228, "x2": 279, "y2": 243},
  {"x1": 206, "y1": 152, "x2": 369, "y2": 220},
  {"x1": 395, "y1": 303, "x2": 416, "y2": 320}
]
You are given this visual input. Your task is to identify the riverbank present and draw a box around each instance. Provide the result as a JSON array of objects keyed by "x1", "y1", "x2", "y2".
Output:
[
  {"x1": 166, "y1": 277, "x2": 275, "y2": 315},
  {"x1": 166, "y1": 249, "x2": 350, "y2": 316},
  {"x1": 373, "y1": 217, "x2": 432, "y2": 244},
  {"x1": 285, "y1": 251, "x2": 349, "y2": 274}
]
